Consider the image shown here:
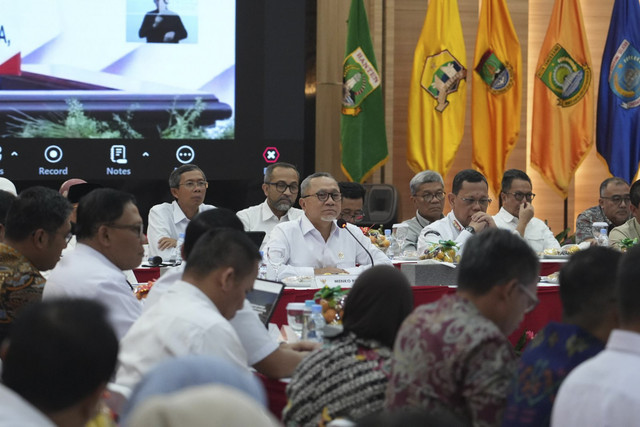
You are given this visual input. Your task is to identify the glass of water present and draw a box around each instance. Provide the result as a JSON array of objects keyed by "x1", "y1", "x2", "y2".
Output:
[{"x1": 267, "y1": 246, "x2": 286, "y2": 281}]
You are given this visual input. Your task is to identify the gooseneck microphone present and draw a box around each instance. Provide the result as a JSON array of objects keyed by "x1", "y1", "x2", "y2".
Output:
[{"x1": 337, "y1": 219, "x2": 375, "y2": 267}]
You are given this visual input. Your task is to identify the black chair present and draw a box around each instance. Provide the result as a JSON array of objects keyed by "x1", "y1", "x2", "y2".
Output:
[{"x1": 357, "y1": 183, "x2": 398, "y2": 229}]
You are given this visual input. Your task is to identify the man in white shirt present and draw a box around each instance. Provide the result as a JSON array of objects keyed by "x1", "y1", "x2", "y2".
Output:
[
  {"x1": 147, "y1": 164, "x2": 215, "y2": 259},
  {"x1": 417, "y1": 169, "x2": 496, "y2": 255},
  {"x1": 115, "y1": 228, "x2": 261, "y2": 393},
  {"x1": 401, "y1": 170, "x2": 446, "y2": 252},
  {"x1": 0, "y1": 299, "x2": 118, "y2": 427},
  {"x1": 44, "y1": 189, "x2": 146, "y2": 340},
  {"x1": 493, "y1": 169, "x2": 560, "y2": 253},
  {"x1": 145, "y1": 207, "x2": 317, "y2": 379},
  {"x1": 236, "y1": 162, "x2": 303, "y2": 250},
  {"x1": 265, "y1": 172, "x2": 391, "y2": 280},
  {"x1": 551, "y1": 245, "x2": 640, "y2": 426}
]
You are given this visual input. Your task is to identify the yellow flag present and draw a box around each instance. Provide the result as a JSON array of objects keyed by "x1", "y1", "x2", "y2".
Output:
[
  {"x1": 471, "y1": 0, "x2": 522, "y2": 196},
  {"x1": 531, "y1": 0, "x2": 593, "y2": 197},
  {"x1": 406, "y1": 0, "x2": 467, "y2": 176}
]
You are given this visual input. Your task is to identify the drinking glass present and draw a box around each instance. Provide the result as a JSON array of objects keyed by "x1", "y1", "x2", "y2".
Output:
[
  {"x1": 393, "y1": 224, "x2": 409, "y2": 258},
  {"x1": 267, "y1": 246, "x2": 286, "y2": 281}
]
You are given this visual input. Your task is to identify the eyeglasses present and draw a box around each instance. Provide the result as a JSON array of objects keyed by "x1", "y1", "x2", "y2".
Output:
[
  {"x1": 106, "y1": 223, "x2": 145, "y2": 239},
  {"x1": 301, "y1": 191, "x2": 342, "y2": 202},
  {"x1": 503, "y1": 192, "x2": 536, "y2": 202},
  {"x1": 601, "y1": 195, "x2": 631, "y2": 205},
  {"x1": 518, "y1": 282, "x2": 539, "y2": 313},
  {"x1": 415, "y1": 191, "x2": 446, "y2": 202},
  {"x1": 339, "y1": 210, "x2": 365, "y2": 222},
  {"x1": 178, "y1": 180, "x2": 208, "y2": 190},
  {"x1": 459, "y1": 197, "x2": 492, "y2": 207},
  {"x1": 265, "y1": 181, "x2": 299, "y2": 194}
]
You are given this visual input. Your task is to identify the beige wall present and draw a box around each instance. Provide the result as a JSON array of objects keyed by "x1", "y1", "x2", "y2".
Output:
[{"x1": 316, "y1": 0, "x2": 615, "y2": 237}]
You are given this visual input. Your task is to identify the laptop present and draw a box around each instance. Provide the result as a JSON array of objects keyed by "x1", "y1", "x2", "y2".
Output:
[
  {"x1": 245, "y1": 231, "x2": 266, "y2": 249},
  {"x1": 246, "y1": 278, "x2": 285, "y2": 326}
]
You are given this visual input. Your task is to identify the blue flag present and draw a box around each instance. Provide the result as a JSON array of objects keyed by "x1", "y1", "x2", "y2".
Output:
[{"x1": 596, "y1": 0, "x2": 640, "y2": 182}]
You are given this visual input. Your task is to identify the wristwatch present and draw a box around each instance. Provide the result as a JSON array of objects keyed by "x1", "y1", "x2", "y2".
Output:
[{"x1": 465, "y1": 226, "x2": 476, "y2": 235}]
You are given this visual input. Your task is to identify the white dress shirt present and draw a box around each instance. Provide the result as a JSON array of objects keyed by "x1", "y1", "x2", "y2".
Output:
[
  {"x1": 115, "y1": 280, "x2": 249, "y2": 393},
  {"x1": 43, "y1": 243, "x2": 142, "y2": 340},
  {"x1": 144, "y1": 265, "x2": 278, "y2": 366},
  {"x1": 493, "y1": 207, "x2": 561, "y2": 253},
  {"x1": 0, "y1": 384, "x2": 55, "y2": 427},
  {"x1": 264, "y1": 215, "x2": 391, "y2": 280},
  {"x1": 147, "y1": 201, "x2": 215, "y2": 259},
  {"x1": 417, "y1": 211, "x2": 473, "y2": 255},
  {"x1": 551, "y1": 329, "x2": 640, "y2": 426},
  {"x1": 236, "y1": 200, "x2": 304, "y2": 250}
]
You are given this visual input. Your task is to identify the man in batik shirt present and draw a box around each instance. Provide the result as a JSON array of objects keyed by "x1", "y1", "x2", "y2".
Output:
[
  {"x1": 0, "y1": 187, "x2": 72, "y2": 343},
  {"x1": 386, "y1": 229, "x2": 539, "y2": 427},
  {"x1": 502, "y1": 247, "x2": 620, "y2": 427}
]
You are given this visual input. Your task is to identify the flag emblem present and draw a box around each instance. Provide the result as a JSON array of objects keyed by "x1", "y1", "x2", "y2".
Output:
[
  {"x1": 421, "y1": 50, "x2": 467, "y2": 112},
  {"x1": 475, "y1": 50, "x2": 514, "y2": 94},
  {"x1": 609, "y1": 39, "x2": 640, "y2": 109},
  {"x1": 342, "y1": 47, "x2": 381, "y2": 117},
  {"x1": 537, "y1": 43, "x2": 591, "y2": 107}
]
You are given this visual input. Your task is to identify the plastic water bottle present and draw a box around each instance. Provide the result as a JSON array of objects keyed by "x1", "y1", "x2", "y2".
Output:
[
  {"x1": 301, "y1": 300, "x2": 315, "y2": 340},
  {"x1": 598, "y1": 228, "x2": 609, "y2": 246},
  {"x1": 258, "y1": 251, "x2": 268, "y2": 279},
  {"x1": 170, "y1": 233, "x2": 185, "y2": 265},
  {"x1": 306, "y1": 304, "x2": 326, "y2": 343},
  {"x1": 385, "y1": 229, "x2": 399, "y2": 259}
]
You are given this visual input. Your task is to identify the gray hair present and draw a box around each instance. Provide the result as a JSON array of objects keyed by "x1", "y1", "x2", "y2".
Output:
[
  {"x1": 169, "y1": 165, "x2": 206, "y2": 189},
  {"x1": 300, "y1": 172, "x2": 336, "y2": 196},
  {"x1": 264, "y1": 162, "x2": 299, "y2": 184},
  {"x1": 599, "y1": 177, "x2": 629, "y2": 197},
  {"x1": 409, "y1": 170, "x2": 444, "y2": 195}
]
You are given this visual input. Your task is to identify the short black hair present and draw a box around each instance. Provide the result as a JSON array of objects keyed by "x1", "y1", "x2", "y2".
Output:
[
  {"x1": 169, "y1": 164, "x2": 206, "y2": 188},
  {"x1": 457, "y1": 228, "x2": 539, "y2": 295},
  {"x1": 451, "y1": 169, "x2": 487, "y2": 195},
  {"x1": 559, "y1": 247, "x2": 621, "y2": 327},
  {"x1": 501, "y1": 169, "x2": 531, "y2": 192},
  {"x1": 341, "y1": 265, "x2": 413, "y2": 348},
  {"x1": 184, "y1": 229, "x2": 261, "y2": 281},
  {"x1": 338, "y1": 182, "x2": 366, "y2": 201},
  {"x1": 616, "y1": 245, "x2": 640, "y2": 325},
  {"x1": 264, "y1": 162, "x2": 299, "y2": 183},
  {"x1": 630, "y1": 180, "x2": 640, "y2": 208},
  {"x1": 599, "y1": 177, "x2": 628, "y2": 196},
  {"x1": 0, "y1": 190, "x2": 17, "y2": 226},
  {"x1": 75, "y1": 188, "x2": 137, "y2": 240},
  {"x1": 2, "y1": 299, "x2": 118, "y2": 413},
  {"x1": 183, "y1": 208, "x2": 245, "y2": 258},
  {"x1": 5, "y1": 186, "x2": 72, "y2": 241}
]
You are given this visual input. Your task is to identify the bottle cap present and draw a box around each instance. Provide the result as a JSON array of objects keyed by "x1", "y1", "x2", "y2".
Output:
[
  {"x1": 312, "y1": 304, "x2": 322, "y2": 313},
  {"x1": 305, "y1": 300, "x2": 315, "y2": 308}
]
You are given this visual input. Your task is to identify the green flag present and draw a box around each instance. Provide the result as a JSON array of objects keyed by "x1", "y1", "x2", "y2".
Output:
[{"x1": 340, "y1": 0, "x2": 388, "y2": 183}]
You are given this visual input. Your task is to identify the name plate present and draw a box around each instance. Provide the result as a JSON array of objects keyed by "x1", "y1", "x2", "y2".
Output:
[{"x1": 314, "y1": 274, "x2": 358, "y2": 288}]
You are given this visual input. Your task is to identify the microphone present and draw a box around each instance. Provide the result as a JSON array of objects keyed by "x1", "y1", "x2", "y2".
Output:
[
  {"x1": 147, "y1": 256, "x2": 163, "y2": 267},
  {"x1": 337, "y1": 219, "x2": 374, "y2": 267}
]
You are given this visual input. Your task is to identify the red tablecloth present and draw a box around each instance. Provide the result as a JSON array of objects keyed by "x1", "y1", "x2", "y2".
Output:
[{"x1": 273, "y1": 285, "x2": 562, "y2": 346}]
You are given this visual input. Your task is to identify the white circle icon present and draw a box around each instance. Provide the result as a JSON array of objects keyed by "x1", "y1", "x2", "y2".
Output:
[
  {"x1": 44, "y1": 145, "x2": 63, "y2": 163},
  {"x1": 176, "y1": 145, "x2": 195, "y2": 164}
]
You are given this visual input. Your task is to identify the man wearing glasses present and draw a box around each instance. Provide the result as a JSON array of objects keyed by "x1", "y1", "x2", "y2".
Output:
[
  {"x1": 401, "y1": 170, "x2": 446, "y2": 253},
  {"x1": 337, "y1": 181, "x2": 366, "y2": 225},
  {"x1": 237, "y1": 162, "x2": 303, "y2": 250},
  {"x1": 386, "y1": 229, "x2": 540, "y2": 426},
  {"x1": 609, "y1": 180, "x2": 640, "y2": 248},
  {"x1": 265, "y1": 172, "x2": 390, "y2": 280},
  {"x1": 147, "y1": 164, "x2": 215, "y2": 259},
  {"x1": 575, "y1": 177, "x2": 631, "y2": 244},
  {"x1": 44, "y1": 189, "x2": 146, "y2": 339},
  {"x1": 417, "y1": 169, "x2": 496, "y2": 255},
  {"x1": 493, "y1": 169, "x2": 560, "y2": 253},
  {"x1": 0, "y1": 187, "x2": 72, "y2": 344}
]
